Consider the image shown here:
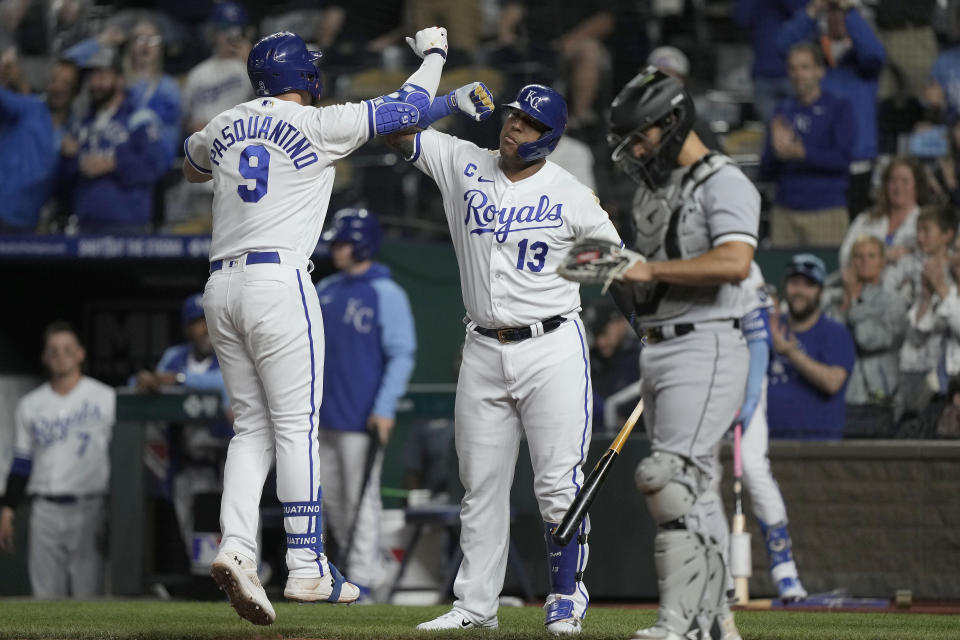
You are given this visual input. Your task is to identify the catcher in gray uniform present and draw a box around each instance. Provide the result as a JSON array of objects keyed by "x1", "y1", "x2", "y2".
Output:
[{"x1": 561, "y1": 68, "x2": 759, "y2": 640}]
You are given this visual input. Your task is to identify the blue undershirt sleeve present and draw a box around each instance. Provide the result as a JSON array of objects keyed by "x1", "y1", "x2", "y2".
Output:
[{"x1": 740, "y1": 307, "x2": 772, "y2": 430}]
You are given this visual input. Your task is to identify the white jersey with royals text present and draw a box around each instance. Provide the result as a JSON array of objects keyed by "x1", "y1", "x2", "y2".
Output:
[
  {"x1": 185, "y1": 97, "x2": 372, "y2": 261},
  {"x1": 410, "y1": 129, "x2": 621, "y2": 327},
  {"x1": 13, "y1": 377, "x2": 116, "y2": 496}
]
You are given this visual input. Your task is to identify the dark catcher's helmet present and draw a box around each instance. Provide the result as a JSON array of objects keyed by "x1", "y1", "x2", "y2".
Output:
[{"x1": 608, "y1": 67, "x2": 696, "y2": 188}]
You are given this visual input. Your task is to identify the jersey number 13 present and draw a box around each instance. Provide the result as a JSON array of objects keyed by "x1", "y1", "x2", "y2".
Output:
[{"x1": 516, "y1": 239, "x2": 548, "y2": 272}]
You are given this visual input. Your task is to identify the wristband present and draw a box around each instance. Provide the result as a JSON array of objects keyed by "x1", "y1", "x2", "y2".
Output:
[{"x1": 418, "y1": 90, "x2": 459, "y2": 128}]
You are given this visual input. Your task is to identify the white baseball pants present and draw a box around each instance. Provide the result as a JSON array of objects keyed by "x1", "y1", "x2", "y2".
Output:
[
  {"x1": 315, "y1": 428, "x2": 384, "y2": 589},
  {"x1": 28, "y1": 496, "x2": 105, "y2": 598},
  {"x1": 203, "y1": 254, "x2": 329, "y2": 578},
  {"x1": 452, "y1": 317, "x2": 592, "y2": 623},
  {"x1": 710, "y1": 378, "x2": 788, "y2": 526},
  {"x1": 640, "y1": 326, "x2": 749, "y2": 587}
]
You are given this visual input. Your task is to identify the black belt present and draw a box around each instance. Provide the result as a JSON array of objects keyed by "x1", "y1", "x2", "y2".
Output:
[
  {"x1": 644, "y1": 319, "x2": 740, "y2": 344},
  {"x1": 37, "y1": 495, "x2": 80, "y2": 504},
  {"x1": 210, "y1": 251, "x2": 281, "y2": 272},
  {"x1": 473, "y1": 316, "x2": 566, "y2": 344}
]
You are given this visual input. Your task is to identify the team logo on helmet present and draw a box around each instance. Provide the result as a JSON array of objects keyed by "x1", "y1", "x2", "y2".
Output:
[
  {"x1": 523, "y1": 89, "x2": 545, "y2": 111},
  {"x1": 502, "y1": 83, "x2": 568, "y2": 160}
]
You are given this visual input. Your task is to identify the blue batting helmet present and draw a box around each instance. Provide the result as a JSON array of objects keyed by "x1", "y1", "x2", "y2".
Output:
[
  {"x1": 322, "y1": 208, "x2": 382, "y2": 261},
  {"x1": 247, "y1": 31, "x2": 322, "y2": 99},
  {"x1": 503, "y1": 84, "x2": 567, "y2": 160},
  {"x1": 181, "y1": 293, "x2": 205, "y2": 325}
]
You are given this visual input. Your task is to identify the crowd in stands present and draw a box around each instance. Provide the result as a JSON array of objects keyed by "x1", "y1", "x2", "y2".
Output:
[{"x1": 2, "y1": 0, "x2": 960, "y2": 439}]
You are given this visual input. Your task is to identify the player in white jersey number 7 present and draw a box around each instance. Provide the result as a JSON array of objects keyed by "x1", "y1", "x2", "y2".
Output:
[
  {"x1": 181, "y1": 26, "x2": 449, "y2": 626},
  {"x1": 387, "y1": 84, "x2": 623, "y2": 635}
]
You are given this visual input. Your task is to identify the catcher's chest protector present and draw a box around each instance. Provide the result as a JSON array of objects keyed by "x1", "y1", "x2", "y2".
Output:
[
  {"x1": 625, "y1": 152, "x2": 733, "y2": 321},
  {"x1": 630, "y1": 151, "x2": 732, "y2": 263}
]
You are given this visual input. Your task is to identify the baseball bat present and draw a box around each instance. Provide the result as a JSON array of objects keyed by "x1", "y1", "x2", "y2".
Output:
[
  {"x1": 338, "y1": 430, "x2": 380, "y2": 570},
  {"x1": 551, "y1": 397, "x2": 644, "y2": 546},
  {"x1": 730, "y1": 421, "x2": 752, "y2": 604}
]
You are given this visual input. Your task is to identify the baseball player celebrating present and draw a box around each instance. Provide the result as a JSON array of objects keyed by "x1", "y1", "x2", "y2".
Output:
[
  {"x1": 597, "y1": 68, "x2": 759, "y2": 640},
  {"x1": 0, "y1": 322, "x2": 116, "y2": 598},
  {"x1": 181, "y1": 27, "x2": 449, "y2": 625},
  {"x1": 386, "y1": 83, "x2": 622, "y2": 634}
]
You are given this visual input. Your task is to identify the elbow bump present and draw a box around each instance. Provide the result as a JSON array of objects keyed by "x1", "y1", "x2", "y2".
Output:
[{"x1": 374, "y1": 85, "x2": 431, "y2": 135}]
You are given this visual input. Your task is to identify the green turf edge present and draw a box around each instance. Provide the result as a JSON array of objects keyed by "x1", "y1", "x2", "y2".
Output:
[{"x1": 0, "y1": 601, "x2": 958, "y2": 640}]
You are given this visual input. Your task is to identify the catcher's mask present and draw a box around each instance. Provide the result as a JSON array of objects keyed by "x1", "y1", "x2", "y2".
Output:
[{"x1": 607, "y1": 67, "x2": 695, "y2": 189}]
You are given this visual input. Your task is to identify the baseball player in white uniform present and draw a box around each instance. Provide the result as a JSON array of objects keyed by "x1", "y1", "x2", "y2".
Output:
[
  {"x1": 181, "y1": 27, "x2": 450, "y2": 625},
  {"x1": 711, "y1": 264, "x2": 808, "y2": 602},
  {"x1": 0, "y1": 322, "x2": 115, "y2": 598},
  {"x1": 601, "y1": 68, "x2": 759, "y2": 640},
  {"x1": 387, "y1": 83, "x2": 622, "y2": 635}
]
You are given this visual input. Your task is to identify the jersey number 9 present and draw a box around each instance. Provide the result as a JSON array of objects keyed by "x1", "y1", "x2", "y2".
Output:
[{"x1": 238, "y1": 144, "x2": 271, "y2": 203}]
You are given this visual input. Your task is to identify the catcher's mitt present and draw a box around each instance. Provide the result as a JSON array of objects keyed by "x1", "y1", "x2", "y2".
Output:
[{"x1": 558, "y1": 241, "x2": 646, "y2": 293}]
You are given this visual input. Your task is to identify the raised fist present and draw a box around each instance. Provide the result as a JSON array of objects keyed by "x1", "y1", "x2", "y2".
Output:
[
  {"x1": 455, "y1": 82, "x2": 495, "y2": 122},
  {"x1": 405, "y1": 26, "x2": 448, "y2": 59}
]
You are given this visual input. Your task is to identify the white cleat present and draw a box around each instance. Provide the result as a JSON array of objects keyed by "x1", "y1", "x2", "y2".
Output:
[
  {"x1": 632, "y1": 615, "x2": 740, "y2": 640},
  {"x1": 546, "y1": 618, "x2": 583, "y2": 635},
  {"x1": 719, "y1": 612, "x2": 743, "y2": 640},
  {"x1": 284, "y1": 560, "x2": 360, "y2": 603},
  {"x1": 210, "y1": 550, "x2": 276, "y2": 626},
  {"x1": 284, "y1": 576, "x2": 360, "y2": 604},
  {"x1": 416, "y1": 610, "x2": 499, "y2": 630},
  {"x1": 776, "y1": 577, "x2": 808, "y2": 603},
  {"x1": 630, "y1": 625, "x2": 683, "y2": 640},
  {"x1": 545, "y1": 598, "x2": 582, "y2": 635}
]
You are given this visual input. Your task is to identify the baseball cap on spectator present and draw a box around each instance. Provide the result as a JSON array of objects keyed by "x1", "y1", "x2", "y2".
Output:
[
  {"x1": 210, "y1": 1, "x2": 249, "y2": 29},
  {"x1": 647, "y1": 46, "x2": 690, "y2": 79},
  {"x1": 786, "y1": 253, "x2": 826, "y2": 286},
  {"x1": 82, "y1": 46, "x2": 122, "y2": 72}
]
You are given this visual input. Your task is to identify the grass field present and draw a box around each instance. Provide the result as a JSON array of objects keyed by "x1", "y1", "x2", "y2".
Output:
[{"x1": 0, "y1": 601, "x2": 958, "y2": 640}]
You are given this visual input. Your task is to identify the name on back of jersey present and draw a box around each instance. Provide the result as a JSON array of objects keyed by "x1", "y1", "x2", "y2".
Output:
[{"x1": 208, "y1": 109, "x2": 318, "y2": 170}]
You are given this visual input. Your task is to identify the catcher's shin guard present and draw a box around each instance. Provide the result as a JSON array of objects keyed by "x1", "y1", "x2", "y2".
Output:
[
  {"x1": 645, "y1": 529, "x2": 725, "y2": 639},
  {"x1": 543, "y1": 520, "x2": 589, "y2": 628}
]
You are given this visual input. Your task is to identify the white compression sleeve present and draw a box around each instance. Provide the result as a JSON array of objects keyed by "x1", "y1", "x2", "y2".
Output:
[{"x1": 402, "y1": 54, "x2": 445, "y2": 102}]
